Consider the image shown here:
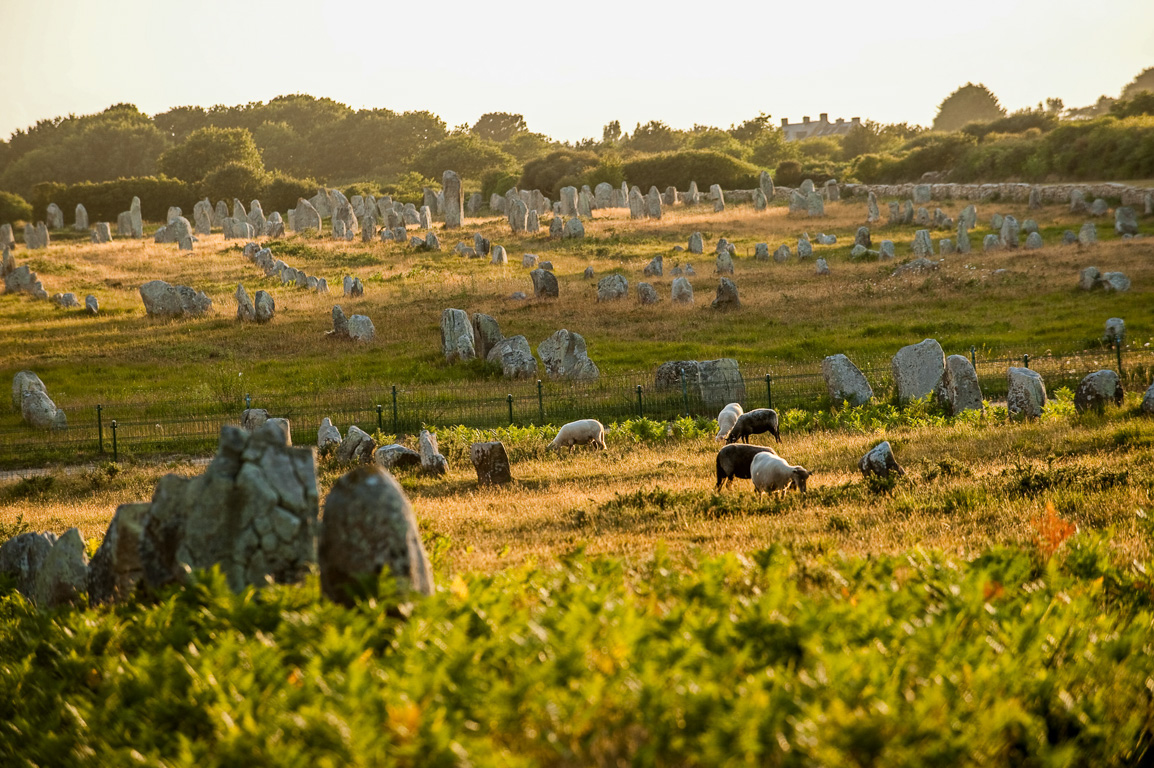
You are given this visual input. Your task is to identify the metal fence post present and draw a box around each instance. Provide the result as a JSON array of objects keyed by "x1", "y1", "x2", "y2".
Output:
[
  {"x1": 1023, "y1": 353, "x2": 1030, "y2": 369},
  {"x1": 391, "y1": 385, "x2": 398, "y2": 433},
  {"x1": 111, "y1": 420, "x2": 118, "y2": 462},
  {"x1": 970, "y1": 346, "x2": 976, "y2": 368},
  {"x1": 1116, "y1": 335, "x2": 1124, "y2": 377},
  {"x1": 537, "y1": 380, "x2": 544, "y2": 424},
  {"x1": 680, "y1": 368, "x2": 689, "y2": 417},
  {"x1": 97, "y1": 404, "x2": 104, "y2": 454},
  {"x1": 245, "y1": 393, "x2": 251, "y2": 410},
  {"x1": 636, "y1": 385, "x2": 643, "y2": 418},
  {"x1": 765, "y1": 373, "x2": 773, "y2": 410},
  {"x1": 507, "y1": 393, "x2": 514, "y2": 424},
  {"x1": 376, "y1": 404, "x2": 383, "y2": 433}
]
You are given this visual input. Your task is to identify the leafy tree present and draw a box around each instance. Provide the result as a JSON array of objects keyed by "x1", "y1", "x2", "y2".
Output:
[
  {"x1": 158, "y1": 127, "x2": 263, "y2": 183},
  {"x1": 252, "y1": 121, "x2": 306, "y2": 176},
  {"x1": 628, "y1": 121, "x2": 682, "y2": 153},
  {"x1": 686, "y1": 128, "x2": 748, "y2": 160},
  {"x1": 471, "y1": 112, "x2": 527, "y2": 143},
  {"x1": 199, "y1": 161, "x2": 268, "y2": 203},
  {"x1": 1121, "y1": 67, "x2": 1154, "y2": 100},
  {"x1": 500, "y1": 132, "x2": 556, "y2": 163},
  {"x1": 1110, "y1": 91, "x2": 1154, "y2": 118},
  {"x1": 520, "y1": 150, "x2": 599, "y2": 198},
  {"x1": 727, "y1": 113, "x2": 773, "y2": 144},
  {"x1": 602, "y1": 120, "x2": 622, "y2": 143},
  {"x1": 152, "y1": 106, "x2": 210, "y2": 141},
  {"x1": 409, "y1": 135, "x2": 517, "y2": 180},
  {"x1": 1045, "y1": 97, "x2": 1064, "y2": 115},
  {"x1": 749, "y1": 130, "x2": 796, "y2": 168},
  {"x1": 932, "y1": 83, "x2": 1006, "y2": 132}
]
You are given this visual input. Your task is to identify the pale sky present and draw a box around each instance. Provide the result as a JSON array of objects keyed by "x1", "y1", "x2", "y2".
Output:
[{"x1": 3, "y1": 0, "x2": 1152, "y2": 143}]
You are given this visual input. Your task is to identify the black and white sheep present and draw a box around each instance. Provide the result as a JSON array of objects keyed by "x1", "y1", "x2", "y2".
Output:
[
  {"x1": 724, "y1": 408, "x2": 781, "y2": 444},
  {"x1": 750, "y1": 452, "x2": 811, "y2": 495},
  {"x1": 548, "y1": 419, "x2": 607, "y2": 454},
  {"x1": 715, "y1": 444, "x2": 777, "y2": 490},
  {"x1": 714, "y1": 402, "x2": 744, "y2": 442}
]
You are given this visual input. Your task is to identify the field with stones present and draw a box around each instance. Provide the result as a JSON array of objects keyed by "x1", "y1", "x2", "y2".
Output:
[{"x1": 4, "y1": 183, "x2": 1154, "y2": 765}]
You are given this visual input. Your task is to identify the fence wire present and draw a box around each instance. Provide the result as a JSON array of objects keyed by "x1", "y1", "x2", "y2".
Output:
[{"x1": 2, "y1": 346, "x2": 1150, "y2": 467}]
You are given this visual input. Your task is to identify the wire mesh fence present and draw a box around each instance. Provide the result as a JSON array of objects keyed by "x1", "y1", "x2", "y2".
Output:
[{"x1": 2, "y1": 345, "x2": 1150, "y2": 467}]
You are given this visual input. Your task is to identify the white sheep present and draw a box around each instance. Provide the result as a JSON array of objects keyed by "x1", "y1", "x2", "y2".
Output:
[
  {"x1": 750, "y1": 451, "x2": 811, "y2": 495},
  {"x1": 548, "y1": 419, "x2": 607, "y2": 454},
  {"x1": 715, "y1": 402, "x2": 744, "y2": 441}
]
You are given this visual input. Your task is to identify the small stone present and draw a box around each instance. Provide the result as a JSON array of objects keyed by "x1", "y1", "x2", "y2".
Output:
[
  {"x1": 471, "y1": 441, "x2": 512, "y2": 485},
  {"x1": 1074, "y1": 370, "x2": 1122, "y2": 413},
  {"x1": 671, "y1": 277, "x2": 694, "y2": 304},
  {"x1": 637, "y1": 282, "x2": 658, "y2": 305},
  {"x1": 711, "y1": 278, "x2": 740, "y2": 310},
  {"x1": 597, "y1": 274, "x2": 628, "y2": 301}
]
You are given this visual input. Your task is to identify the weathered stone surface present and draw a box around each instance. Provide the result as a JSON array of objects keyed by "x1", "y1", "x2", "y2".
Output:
[
  {"x1": 318, "y1": 465, "x2": 434, "y2": 604},
  {"x1": 806, "y1": 192, "x2": 825, "y2": 217},
  {"x1": 21, "y1": 388, "x2": 65, "y2": 429},
  {"x1": 418, "y1": 429, "x2": 448, "y2": 476},
  {"x1": 797, "y1": 237, "x2": 813, "y2": 260},
  {"x1": 711, "y1": 277, "x2": 740, "y2": 310},
  {"x1": 140, "y1": 280, "x2": 212, "y2": 318},
  {"x1": 982, "y1": 234, "x2": 1001, "y2": 252},
  {"x1": 32, "y1": 528, "x2": 88, "y2": 608},
  {"x1": 87, "y1": 503, "x2": 149, "y2": 605},
  {"x1": 442, "y1": 170, "x2": 464, "y2": 229},
  {"x1": 0, "y1": 531, "x2": 57, "y2": 600},
  {"x1": 1074, "y1": 370, "x2": 1123, "y2": 413},
  {"x1": 716, "y1": 251, "x2": 734, "y2": 274},
  {"x1": 294, "y1": 198, "x2": 322, "y2": 232},
  {"x1": 773, "y1": 244, "x2": 792, "y2": 263},
  {"x1": 45, "y1": 202, "x2": 63, "y2": 229},
  {"x1": 240, "y1": 408, "x2": 269, "y2": 432},
  {"x1": 597, "y1": 274, "x2": 628, "y2": 301},
  {"x1": 317, "y1": 418, "x2": 342, "y2": 454},
  {"x1": 73, "y1": 203, "x2": 89, "y2": 231},
  {"x1": 644, "y1": 255, "x2": 663, "y2": 277},
  {"x1": 538, "y1": 329, "x2": 599, "y2": 380},
  {"x1": 711, "y1": 184, "x2": 725, "y2": 212},
  {"x1": 815, "y1": 258, "x2": 830, "y2": 275},
  {"x1": 859, "y1": 441, "x2": 905, "y2": 478},
  {"x1": 137, "y1": 424, "x2": 318, "y2": 592},
  {"x1": 374, "y1": 444, "x2": 421, "y2": 471},
  {"x1": 1025, "y1": 232, "x2": 1043, "y2": 250},
  {"x1": 646, "y1": 187, "x2": 663, "y2": 219},
  {"x1": 441, "y1": 308, "x2": 476, "y2": 362},
  {"x1": 487, "y1": 335, "x2": 537, "y2": 379},
  {"x1": 235, "y1": 284, "x2": 255, "y2": 322},
  {"x1": 854, "y1": 226, "x2": 871, "y2": 249},
  {"x1": 891, "y1": 339, "x2": 946, "y2": 402},
  {"x1": 346, "y1": 314, "x2": 375, "y2": 342},
  {"x1": 1007, "y1": 367, "x2": 1047, "y2": 419},
  {"x1": 1000, "y1": 215, "x2": 1020, "y2": 248},
  {"x1": 1101, "y1": 272, "x2": 1131, "y2": 292},
  {"x1": 822, "y1": 354, "x2": 873, "y2": 407},
  {"x1": 254, "y1": 290, "x2": 274, "y2": 323},
  {"x1": 563, "y1": 218, "x2": 585, "y2": 239},
  {"x1": 754, "y1": 243, "x2": 770, "y2": 261},
  {"x1": 491, "y1": 244, "x2": 508, "y2": 265},
  {"x1": 1115, "y1": 207, "x2": 1138, "y2": 235},
  {"x1": 471, "y1": 441, "x2": 512, "y2": 485},
  {"x1": 637, "y1": 282, "x2": 658, "y2": 305},
  {"x1": 5, "y1": 265, "x2": 48, "y2": 299},
  {"x1": 50, "y1": 292, "x2": 79, "y2": 309},
  {"x1": 654, "y1": 359, "x2": 745, "y2": 408},
  {"x1": 583, "y1": 266, "x2": 594, "y2": 279},
  {"x1": 531, "y1": 268, "x2": 558, "y2": 299},
  {"x1": 671, "y1": 276, "x2": 694, "y2": 304},
  {"x1": 336, "y1": 425, "x2": 376, "y2": 465},
  {"x1": 1090, "y1": 198, "x2": 1109, "y2": 217},
  {"x1": 12, "y1": 370, "x2": 46, "y2": 410},
  {"x1": 468, "y1": 313, "x2": 502, "y2": 360},
  {"x1": 912, "y1": 229, "x2": 933, "y2": 256},
  {"x1": 867, "y1": 192, "x2": 881, "y2": 224},
  {"x1": 1079, "y1": 221, "x2": 1097, "y2": 245},
  {"x1": 688, "y1": 232, "x2": 703, "y2": 254},
  {"x1": 83, "y1": 294, "x2": 98, "y2": 315},
  {"x1": 936, "y1": 355, "x2": 983, "y2": 415}
]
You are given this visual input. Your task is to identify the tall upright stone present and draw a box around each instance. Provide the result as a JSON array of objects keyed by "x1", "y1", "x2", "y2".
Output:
[
  {"x1": 759, "y1": 170, "x2": 774, "y2": 202},
  {"x1": 560, "y1": 186, "x2": 579, "y2": 217},
  {"x1": 442, "y1": 170, "x2": 463, "y2": 228},
  {"x1": 73, "y1": 204, "x2": 88, "y2": 231}
]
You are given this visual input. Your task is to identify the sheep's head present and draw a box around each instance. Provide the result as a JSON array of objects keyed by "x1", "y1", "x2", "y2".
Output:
[{"x1": 792, "y1": 466, "x2": 811, "y2": 493}]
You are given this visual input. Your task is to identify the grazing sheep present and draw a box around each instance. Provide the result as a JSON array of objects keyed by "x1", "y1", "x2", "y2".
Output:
[
  {"x1": 750, "y1": 452, "x2": 811, "y2": 495},
  {"x1": 715, "y1": 444, "x2": 777, "y2": 490},
  {"x1": 715, "y1": 402, "x2": 744, "y2": 441},
  {"x1": 548, "y1": 419, "x2": 607, "y2": 454},
  {"x1": 725, "y1": 408, "x2": 781, "y2": 444}
]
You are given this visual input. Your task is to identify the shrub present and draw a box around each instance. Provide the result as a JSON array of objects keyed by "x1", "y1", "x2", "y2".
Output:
[
  {"x1": 381, "y1": 171, "x2": 437, "y2": 207},
  {"x1": 480, "y1": 169, "x2": 520, "y2": 201},
  {"x1": 773, "y1": 160, "x2": 803, "y2": 187},
  {"x1": 623, "y1": 150, "x2": 760, "y2": 191},
  {"x1": 342, "y1": 182, "x2": 384, "y2": 200},
  {"x1": 580, "y1": 154, "x2": 626, "y2": 190},
  {"x1": 264, "y1": 173, "x2": 319, "y2": 212},
  {"x1": 37, "y1": 176, "x2": 198, "y2": 222},
  {"x1": 0, "y1": 190, "x2": 32, "y2": 224},
  {"x1": 28, "y1": 182, "x2": 66, "y2": 222},
  {"x1": 199, "y1": 162, "x2": 269, "y2": 205},
  {"x1": 519, "y1": 150, "x2": 599, "y2": 198},
  {"x1": 409, "y1": 135, "x2": 518, "y2": 180}
]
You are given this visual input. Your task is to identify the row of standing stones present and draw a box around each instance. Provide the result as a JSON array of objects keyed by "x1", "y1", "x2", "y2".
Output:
[{"x1": 0, "y1": 416, "x2": 516, "y2": 610}]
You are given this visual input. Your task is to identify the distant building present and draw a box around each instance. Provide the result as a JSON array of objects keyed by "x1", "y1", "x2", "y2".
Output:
[{"x1": 780, "y1": 113, "x2": 861, "y2": 142}]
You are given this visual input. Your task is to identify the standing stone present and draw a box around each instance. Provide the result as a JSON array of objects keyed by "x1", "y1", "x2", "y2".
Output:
[
  {"x1": 32, "y1": 528, "x2": 88, "y2": 608},
  {"x1": 759, "y1": 170, "x2": 774, "y2": 202},
  {"x1": 936, "y1": 355, "x2": 983, "y2": 415},
  {"x1": 887, "y1": 202, "x2": 901, "y2": 225},
  {"x1": 752, "y1": 189, "x2": 768, "y2": 211},
  {"x1": 902, "y1": 200, "x2": 914, "y2": 224},
  {"x1": 1028, "y1": 187, "x2": 1041, "y2": 210},
  {"x1": 336, "y1": 425, "x2": 375, "y2": 463},
  {"x1": 12, "y1": 370, "x2": 46, "y2": 410},
  {"x1": 578, "y1": 188, "x2": 594, "y2": 218},
  {"x1": 441, "y1": 308, "x2": 476, "y2": 362},
  {"x1": 73, "y1": 204, "x2": 88, "y2": 231},
  {"x1": 939, "y1": 239, "x2": 954, "y2": 255},
  {"x1": 470, "y1": 441, "x2": 512, "y2": 485},
  {"x1": 891, "y1": 339, "x2": 946, "y2": 402},
  {"x1": 1079, "y1": 221, "x2": 1097, "y2": 246},
  {"x1": 419, "y1": 430, "x2": 448, "y2": 476},
  {"x1": 537, "y1": 329, "x2": 599, "y2": 380},
  {"x1": 85, "y1": 294, "x2": 98, "y2": 315},
  {"x1": 711, "y1": 278, "x2": 740, "y2": 309},
  {"x1": 1090, "y1": 198, "x2": 1109, "y2": 217},
  {"x1": 45, "y1": 203, "x2": 63, "y2": 229},
  {"x1": 867, "y1": 192, "x2": 880, "y2": 224},
  {"x1": 773, "y1": 245, "x2": 791, "y2": 263},
  {"x1": 797, "y1": 238, "x2": 813, "y2": 259},
  {"x1": 688, "y1": 232, "x2": 704, "y2": 254},
  {"x1": 1142, "y1": 384, "x2": 1154, "y2": 416},
  {"x1": 716, "y1": 251, "x2": 735, "y2": 274},
  {"x1": 441, "y1": 170, "x2": 464, "y2": 229},
  {"x1": 560, "y1": 187, "x2": 579, "y2": 217},
  {"x1": 549, "y1": 216, "x2": 564, "y2": 238},
  {"x1": 822, "y1": 354, "x2": 873, "y2": 406},
  {"x1": 0, "y1": 223, "x2": 13, "y2": 249},
  {"x1": 855, "y1": 226, "x2": 871, "y2": 249},
  {"x1": 294, "y1": 198, "x2": 322, "y2": 233},
  {"x1": 418, "y1": 206, "x2": 432, "y2": 229},
  {"x1": 236, "y1": 284, "x2": 255, "y2": 321},
  {"x1": 139, "y1": 280, "x2": 212, "y2": 318},
  {"x1": 710, "y1": 184, "x2": 725, "y2": 212},
  {"x1": 594, "y1": 182, "x2": 613, "y2": 208},
  {"x1": 470, "y1": 313, "x2": 504, "y2": 359},
  {"x1": 800, "y1": 179, "x2": 816, "y2": 195},
  {"x1": 254, "y1": 290, "x2": 274, "y2": 323},
  {"x1": 914, "y1": 207, "x2": 931, "y2": 226},
  {"x1": 345, "y1": 315, "x2": 375, "y2": 342},
  {"x1": 22, "y1": 389, "x2": 66, "y2": 429},
  {"x1": 637, "y1": 282, "x2": 659, "y2": 305},
  {"x1": 1070, "y1": 190, "x2": 1089, "y2": 213},
  {"x1": 983, "y1": 234, "x2": 1001, "y2": 252},
  {"x1": 1025, "y1": 232, "x2": 1043, "y2": 249},
  {"x1": 87, "y1": 503, "x2": 149, "y2": 605},
  {"x1": 628, "y1": 188, "x2": 646, "y2": 219},
  {"x1": 1115, "y1": 207, "x2": 1138, "y2": 236},
  {"x1": 644, "y1": 255, "x2": 663, "y2": 277},
  {"x1": 1007, "y1": 367, "x2": 1047, "y2": 419},
  {"x1": 1000, "y1": 215, "x2": 1020, "y2": 248},
  {"x1": 508, "y1": 198, "x2": 529, "y2": 233},
  {"x1": 129, "y1": 196, "x2": 143, "y2": 238},
  {"x1": 597, "y1": 274, "x2": 628, "y2": 301},
  {"x1": 671, "y1": 276, "x2": 694, "y2": 304},
  {"x1": 486, "y1": 335, "x2": 537, "y2": 379},
  {"x1": 754, "y1": 243, "x2": 770, "y2": 261},
  {"x1": 527, "y1": 210, "x2": 540, "y2": 233},
  {"x1": 859, "y1": 441, "x2": 906, "y2": 479},
  {"x1": 193, "y1": 199, "x2": 212, "y2": 235},
  {"x1": 956, "y1": 223, "x2": 971, "y2": 254},
  {"x1": 913, "y1": 185, "x2": 931, "y2": 204},
  {"x1": 912, "y1": 230, "x2": 933, "y2": 256},
  {"x1": 490, "y1": 244, "x2": 508, "y2": 265},
  {"x1": 1074, "y1": 370, "x2": 1123, "y2": 414},
  {"x1": 806, "y1": 192, "x2": 824, "y2": 217},
  {"x1": 815, "y1": 258, "x2": 830, "y2": 275},
  {"x1": 646, "y1": 187, "x2": 663, "y2": 219},
  {"x1": 317, "y1": 418, "x2": 342, "y2": 455},
  {"x1": 531, "y1": 268, "x2": 559, "y2": 299},
  {"x1": 825, "y1": 181, "x2": 842, "y2": 201},
  {"x1": 318, "y1": 466, "x2": 434, "y2": 605},
  {"x1": 563, "y1": 218, "x2": 585, "y2": 239},
  {"x1": 684, "y1": 181, "x2": 700, "y2": 206},
  {"x1": 91, "y1": 221, "x2": 112, "y2": 243}
]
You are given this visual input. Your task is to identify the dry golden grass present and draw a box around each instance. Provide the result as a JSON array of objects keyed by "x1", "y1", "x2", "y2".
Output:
[{"x1": 3, "y1": 410, "x2": 1150, "y2": 574}]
